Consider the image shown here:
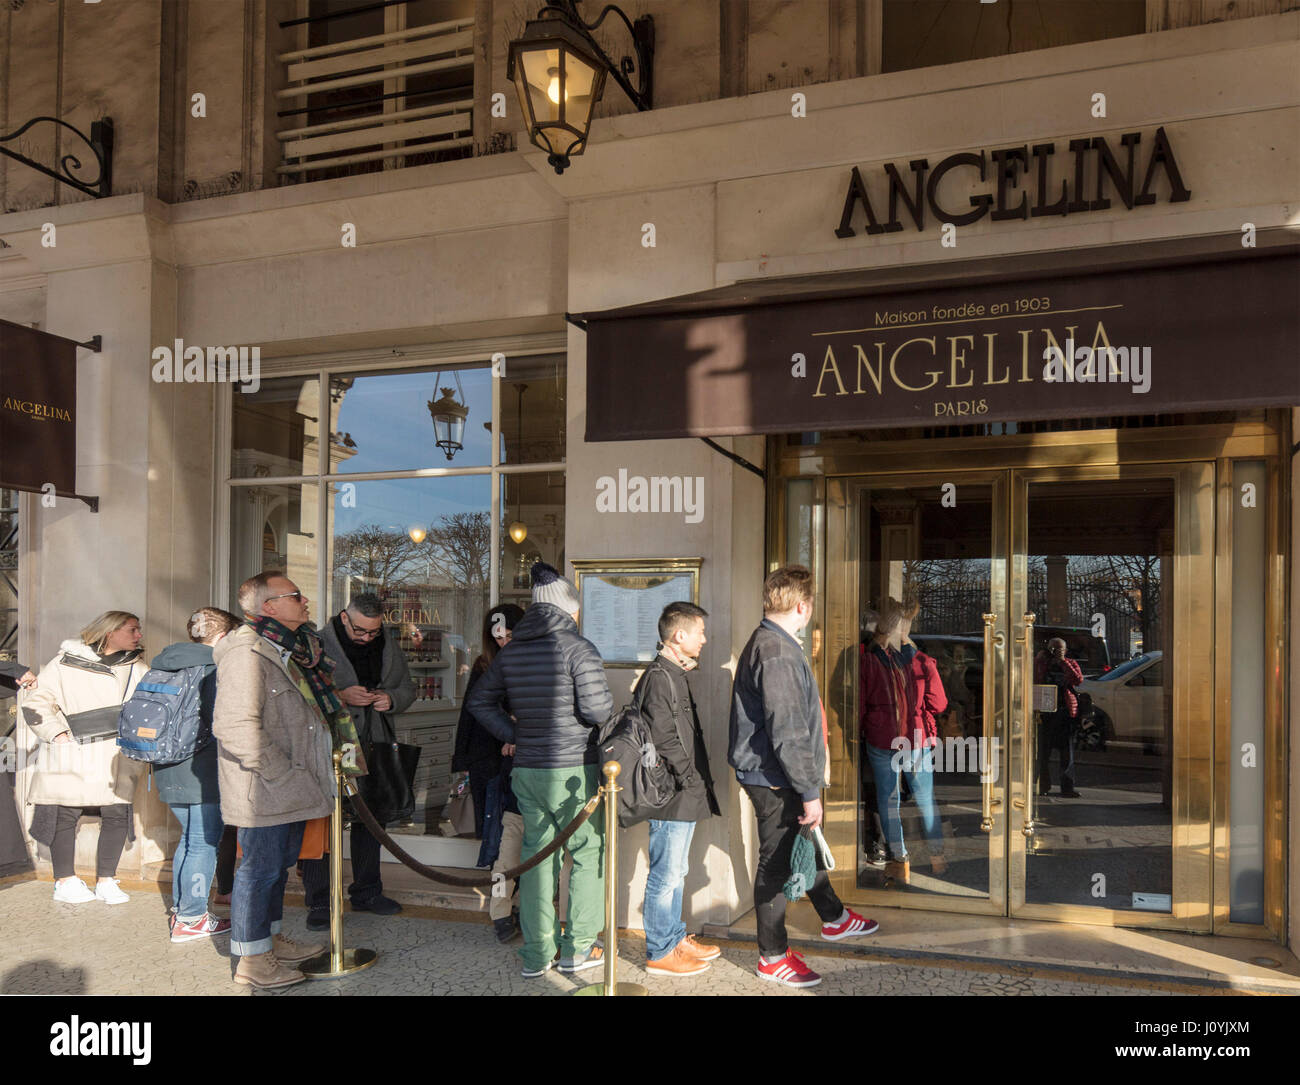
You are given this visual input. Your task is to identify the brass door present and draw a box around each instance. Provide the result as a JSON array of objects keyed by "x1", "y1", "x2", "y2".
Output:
[{"x1": 823, "y1": 463, "x2": 1214, "y2": 931}]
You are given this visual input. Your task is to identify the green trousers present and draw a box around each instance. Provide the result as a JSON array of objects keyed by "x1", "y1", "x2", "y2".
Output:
[{"x1": 511, "y1": 763, "x2": 605, "y2": 972}]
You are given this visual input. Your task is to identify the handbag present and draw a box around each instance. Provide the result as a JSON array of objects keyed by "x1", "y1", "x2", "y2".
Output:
[
  {"x1": 65, "y1": 705, "x2": 125, "y2": 744},
  {"x1": 355, "y1": 706, "x2": 420, "y2": 825}
]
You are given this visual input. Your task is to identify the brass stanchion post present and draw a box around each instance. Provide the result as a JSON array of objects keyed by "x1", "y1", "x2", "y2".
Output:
[
  {"x1": 574, "y1": 761, "x2": 646, "y2": 997},
  {"x1": 302, "y1": 750, "x2": 379, "y2": 978}
]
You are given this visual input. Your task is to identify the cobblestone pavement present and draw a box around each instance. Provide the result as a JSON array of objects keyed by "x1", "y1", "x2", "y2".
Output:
[{"x1": 0, "y1": 878, "x2": 1165, "y2": 997}]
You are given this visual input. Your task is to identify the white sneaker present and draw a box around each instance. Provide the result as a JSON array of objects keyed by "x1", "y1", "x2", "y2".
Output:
[
  {"x1": 52, "y1": 877, "x2": 96, "y2": 904},
  {"x1": 95, "y1": 878, "x2": 129, "y2": 905}
]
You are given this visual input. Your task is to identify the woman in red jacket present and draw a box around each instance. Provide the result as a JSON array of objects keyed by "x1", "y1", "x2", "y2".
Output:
[{"x1": 860, "y1": 599, "x2": 948, "y2": 885}]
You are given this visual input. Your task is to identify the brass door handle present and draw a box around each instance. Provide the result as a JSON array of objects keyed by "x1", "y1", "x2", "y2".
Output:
[
  {"x1": 1019, "y1": 613, "x2": 1036, "y2": 838},
  {"x1": 980, "y1": 613, "x2": 1000, "y2": 832}
]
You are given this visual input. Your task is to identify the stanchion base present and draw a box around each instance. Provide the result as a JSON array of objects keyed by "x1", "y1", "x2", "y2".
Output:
[
  {"x1": 573, "y1": 982, "x2": 648, "y2": 997},
  {"x1": 300, "y1": 947, "x2": 379, "y2": 979}
]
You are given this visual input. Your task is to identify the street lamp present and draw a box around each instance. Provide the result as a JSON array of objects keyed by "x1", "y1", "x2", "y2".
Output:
[
  {"x1": 508, "y1": 1, "x2": 654, "y2": 174},
  {"x1": 428, "y1": 376, "x2": 469, "y2": 461}
]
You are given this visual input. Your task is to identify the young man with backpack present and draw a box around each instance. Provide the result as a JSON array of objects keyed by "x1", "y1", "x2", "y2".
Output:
[
  {"x1": 635, "y1": 602, "x2": 721, "y2": 977},
  {"x1": 729, "y1": 566, "x2": 879, "y2": 988},
  {"x1": 121, "y1": 607, "x2": 243, "y2": 941}
]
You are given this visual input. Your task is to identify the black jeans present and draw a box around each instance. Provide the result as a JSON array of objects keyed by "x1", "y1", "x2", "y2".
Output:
[
  {"x1": 1037, "y1": 714, "x2": 1076, "y2": 792},
  {"x1": 49, "y1": 804, "x2": 130, "y2": 880},
  {"x1": 743, "y1": 785, "x2": 845, "y2": 958},
  {"x1": 215, "y1": 825, "x2": 238, "y2": 896},
  {"x1": 300, "y1": 819, "x2": 384, "y2": 909}
]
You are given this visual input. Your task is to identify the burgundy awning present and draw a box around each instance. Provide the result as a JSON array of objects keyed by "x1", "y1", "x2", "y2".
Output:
[{"x1": 574, "y1": 247, "x2": 1300, "y2": 442}]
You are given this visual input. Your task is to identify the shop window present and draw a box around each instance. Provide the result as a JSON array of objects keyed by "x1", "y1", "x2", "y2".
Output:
[
  {"x1": 225, "y1": 352, "x2": 566, "y2": 831},
  {"x1": 882, "y1": 0, "x2": 1146, "y2": 74},
  {"x1": 231, "y1": 376, "x2": 321, "y2": 479},
  {"x1": 332, "y1": 366, "x2": 493, "y2": 472},
  {"x1": 228, "y1": 483, "x2": 320, "y2": 614}
]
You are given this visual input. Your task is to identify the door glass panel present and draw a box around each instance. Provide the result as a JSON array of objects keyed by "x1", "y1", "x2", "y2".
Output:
[
  {"x1": 854, "y1": 484, "x2": 994, "y2": 900},
  {"x1": 1024, "y1": 479, "x2": 1174, "y2": 912}
]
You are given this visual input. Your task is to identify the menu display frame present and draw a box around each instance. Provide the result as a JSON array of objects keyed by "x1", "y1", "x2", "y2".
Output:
[{"x1": 570, "y1": 557, "x2": 703, "y2": 667}]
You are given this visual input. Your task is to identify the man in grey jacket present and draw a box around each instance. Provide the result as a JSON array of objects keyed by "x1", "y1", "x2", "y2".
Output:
[
  {"x1": 214, "y1": 572, "x2": 337, "y2": 990},
  {"x1": 728, "y1": 565, "x2": 878, "y2": 989},
  {"x1": 301, "y1": 592, "x2": 414, "y2": 928}
]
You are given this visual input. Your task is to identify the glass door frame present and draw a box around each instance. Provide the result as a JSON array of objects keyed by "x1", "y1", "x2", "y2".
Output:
[
  {"x1": 814, "y1": 461, "x2": 1218, "y2": 931},
  {"x1": 1006, "y1": 462, "x2": 1214, "y2": 933},
  {"x1": 823, "y1": 469, "x2": 1010, "y2": 918}
]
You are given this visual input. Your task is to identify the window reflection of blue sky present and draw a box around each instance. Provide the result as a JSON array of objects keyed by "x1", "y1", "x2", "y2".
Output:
[
  {"x1": 334, "y1": 476, "x2": 489, "y2": 537},
  {"x1": 335, "y1": 367, "x2": 493, "y2": 474}
]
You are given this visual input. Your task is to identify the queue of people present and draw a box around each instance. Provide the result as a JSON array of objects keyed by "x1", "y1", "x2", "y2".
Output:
[
  {"x1": 14, "y1": 574, "x2": 415, "y2": 990},
  {"x1": 16, "y1": 560, "x2": 882, "y2": 991}
]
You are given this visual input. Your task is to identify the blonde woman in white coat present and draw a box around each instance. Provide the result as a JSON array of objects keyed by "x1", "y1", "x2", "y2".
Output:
[{"x1": 23, "y1": 611, "x2": 148, "y2": 904}]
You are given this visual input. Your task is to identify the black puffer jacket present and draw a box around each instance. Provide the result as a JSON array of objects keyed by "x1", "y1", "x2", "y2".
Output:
[{"x1": 466, "y1": 603, "x2": 613, "y2": 769}]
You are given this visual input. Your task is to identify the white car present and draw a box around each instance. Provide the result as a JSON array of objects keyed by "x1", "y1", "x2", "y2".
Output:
[{"x1": 1075, "y1": 651, "x2": 1166, "y2": 753}]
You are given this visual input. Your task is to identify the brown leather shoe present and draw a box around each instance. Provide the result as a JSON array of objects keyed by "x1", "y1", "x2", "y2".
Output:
[
  {"x1": 680, "y1": 934, "x2": 721, "y2": 961},
  {"x1": 883, "y1": 858, "x2": 911, "y2": 886},
  {"x1": 272, "y1": 933, "x2": 325, "y2": 964},
  {"x1": 929, "y1": 854, "x2": 948, "y2": 876},
  {"x1": 234, "y1": 951, "x2": 305, "y2": 990},
  {"x1": 646, "y1": 943, "x2": 710, "y2": 977}
]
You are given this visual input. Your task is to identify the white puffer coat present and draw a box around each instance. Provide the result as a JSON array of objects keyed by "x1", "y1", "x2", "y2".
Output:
[{"x1": 22, "y1": 640, "x2": 147, "y2": 807}]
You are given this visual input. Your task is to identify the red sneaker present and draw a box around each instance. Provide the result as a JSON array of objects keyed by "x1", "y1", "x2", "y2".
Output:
[
  {"x1": 170, "y1": 912, "x2": 232, "y2": 944},
  {"x1": 755, "y1": 949, "x2": 822, "y2": 988},
  {"x1": 821, "y1": 909, "x2": 879, "y2": 941}
]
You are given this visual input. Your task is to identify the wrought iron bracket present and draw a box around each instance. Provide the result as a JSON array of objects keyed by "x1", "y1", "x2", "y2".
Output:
[
  {"x1": 0, "y1": 116, "x2": 114, "y2": 200},
  {"x1": 537, "y1": 1, "x2": 654, "y2": 111}
]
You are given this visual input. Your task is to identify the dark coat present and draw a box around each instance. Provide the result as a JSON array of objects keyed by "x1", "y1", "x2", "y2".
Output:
[
  {"x1": 453, "y1": 661, "x2": 501, "y2": 774},
  {"x1": 727, "y1": 619, "x2": 825, "y2": 801},
  {"x1": 466, "y1": 603, "x2": 613, "y2": 770},
  {"x1": 319, "y1": 617, "x2": 416, "y2": 748},
  {"x1": 634, "y1": 655, "x2": 720, "y2": 823},
  {"x1": 149, "y1": 642, "x2": 220, "y2": 807}
]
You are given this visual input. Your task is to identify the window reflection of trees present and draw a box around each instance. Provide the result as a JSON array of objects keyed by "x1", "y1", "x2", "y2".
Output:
[{"x1": 334, "y1": 510, "x2": 490, "y2": 592}]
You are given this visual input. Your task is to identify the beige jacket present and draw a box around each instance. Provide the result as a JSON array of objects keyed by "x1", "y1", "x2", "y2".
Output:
[
  {"x1": 211, "y1": 624, "x2": 335, "y2": 828},
  {"x1": 22, "y1": 640, "x2": 148, "y2": 807}
]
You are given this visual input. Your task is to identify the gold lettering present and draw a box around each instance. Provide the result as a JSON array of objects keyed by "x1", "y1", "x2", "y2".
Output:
[
  {"x1": 1090, "y1": 320, "x2": 1118, "y2": 378},
  {"x1": 1017, "y1": 329, "x2": 1035, "y2": 384},
  {"x1": 889, "y1": 337, "x2": 940, "y2": 392},
  {"x1": 812, "y1": 345, "x2": 849, "y2": 397},
  {"x1": 948, "y1": 335, "x2": 975, "y2": 389},
  {"x1": 984, "y1": 332, "x2": 1009, "y2": 385},
  {"x1": 855, "y1": 344, "x2": 885, "y2": 395}
]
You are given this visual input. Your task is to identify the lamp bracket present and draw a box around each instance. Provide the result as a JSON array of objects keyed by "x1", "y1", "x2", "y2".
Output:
[{"x1": 536, "y1": 1, "x2": 654, "y2": 111}]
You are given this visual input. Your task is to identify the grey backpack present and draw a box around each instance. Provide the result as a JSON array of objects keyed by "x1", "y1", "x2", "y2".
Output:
[{"x1": 117, "y1": 665, "x2": 210, "y2": 763}]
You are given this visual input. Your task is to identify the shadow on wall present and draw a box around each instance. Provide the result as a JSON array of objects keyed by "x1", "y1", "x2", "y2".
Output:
[{"x1": 2, "y1": 960, "x2": 87, "y2": 995}]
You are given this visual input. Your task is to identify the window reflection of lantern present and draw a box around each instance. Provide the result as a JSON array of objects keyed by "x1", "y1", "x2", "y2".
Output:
[{"x1": 427, "y1": 371, "x2": 469, "y2": 461}]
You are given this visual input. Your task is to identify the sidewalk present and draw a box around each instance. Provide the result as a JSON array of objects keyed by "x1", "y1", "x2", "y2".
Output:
[{"x1": 0, "y1": 874, "x2": 1179, "y2": 997}]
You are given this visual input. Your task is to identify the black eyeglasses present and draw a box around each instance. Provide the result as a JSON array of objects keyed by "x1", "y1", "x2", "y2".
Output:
[
  {"x1": 342, "y1": 611, "x2": 382, "y2": 640},
  {"x1": 267, "y1": 590, "x2": 304, "y2": 603}
]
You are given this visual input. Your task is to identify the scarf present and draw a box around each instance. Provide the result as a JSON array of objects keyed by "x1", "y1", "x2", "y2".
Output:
[
  {"x1": 250, "y1": 616, "x2": 367, "y2": 777},
  {"x1": 331, "y1": 613, "x2": 384, "y2": 689}
]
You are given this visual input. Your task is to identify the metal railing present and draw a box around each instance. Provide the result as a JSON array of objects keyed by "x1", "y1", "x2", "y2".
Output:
[{"x1": 277, "y1": 17, "x2": 475, "y2": 178}]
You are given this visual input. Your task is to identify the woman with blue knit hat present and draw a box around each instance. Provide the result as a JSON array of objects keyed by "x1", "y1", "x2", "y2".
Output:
[{"x1": 466, "y1": 561, "x2": 614, "y2": 978}]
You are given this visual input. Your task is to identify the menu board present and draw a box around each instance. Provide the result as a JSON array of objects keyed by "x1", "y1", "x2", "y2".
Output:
[{"x1": 577, "y1": 570, "x2": 697, "y2": 665}]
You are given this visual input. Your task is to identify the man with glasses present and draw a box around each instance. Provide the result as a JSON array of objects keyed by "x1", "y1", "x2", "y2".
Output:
[
  {"x1": 301, "y1": 593, "x2": 415, "y2": 927},
  {"x1": 214, "y1": 572, "x2": 343, "y2": 989}
]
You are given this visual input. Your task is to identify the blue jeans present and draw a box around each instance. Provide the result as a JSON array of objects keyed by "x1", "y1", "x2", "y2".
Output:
[
  {"x1": 865, "y1": 743, "x2": 943, "y2": 861},
  {"x1": 230, "y1": 822, "x2": 305, "y2": 957},
  {"x1": 168, "y1": 802, "x2": 224, "y2": 921},
  {"x1": 643, "y1": 819, "x2": 696, "y2": 960}
]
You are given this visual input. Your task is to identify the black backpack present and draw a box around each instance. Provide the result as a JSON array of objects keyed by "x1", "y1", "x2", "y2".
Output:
[{"x1": 597, "y1": 660, "x2": 689, "y2": 828}]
